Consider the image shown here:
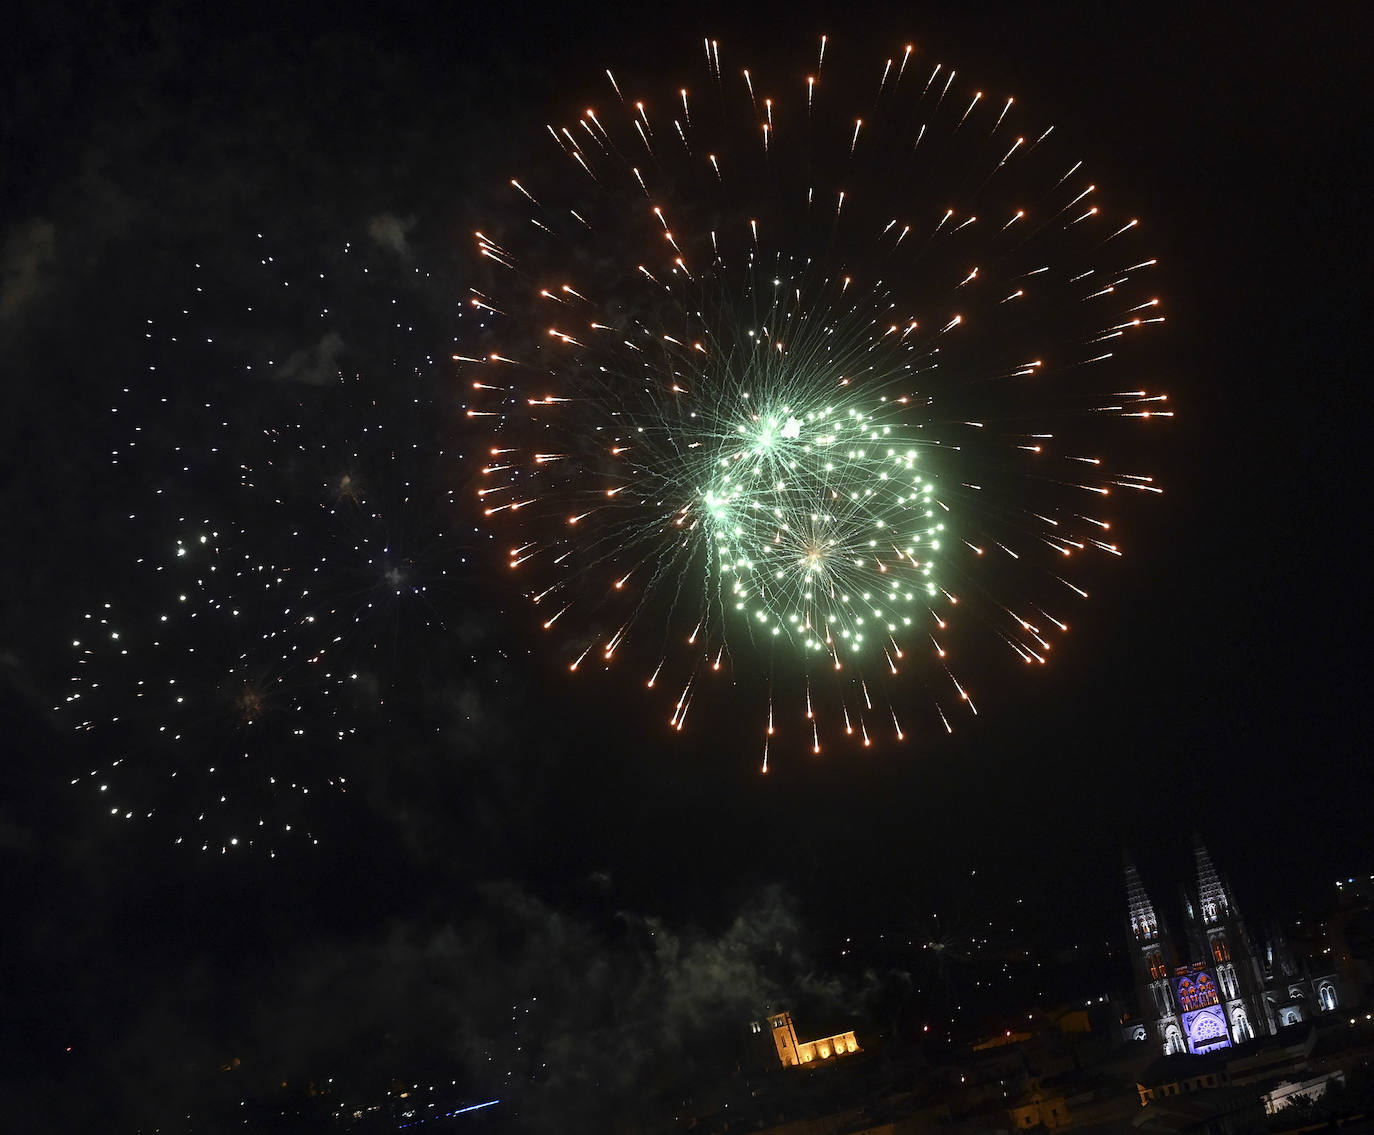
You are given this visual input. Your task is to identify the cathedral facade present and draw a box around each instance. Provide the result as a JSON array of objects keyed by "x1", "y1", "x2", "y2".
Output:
[{"x1": 1124, "y1": 839, "x2": 1343, "y2": 1056}]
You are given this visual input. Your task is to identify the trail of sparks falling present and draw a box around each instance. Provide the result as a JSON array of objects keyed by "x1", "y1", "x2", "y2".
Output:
[{"x1": 466, "y1": 35, "x2": 1169, "y2": 768}]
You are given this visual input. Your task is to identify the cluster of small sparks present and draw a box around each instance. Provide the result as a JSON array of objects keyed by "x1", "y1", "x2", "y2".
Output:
[
  {"x1": 467, "y1": 34, "x2": 1170, "y2": 767},
  {"x1": 63, "y1": 238, "x2": 464, "y2": 854}
]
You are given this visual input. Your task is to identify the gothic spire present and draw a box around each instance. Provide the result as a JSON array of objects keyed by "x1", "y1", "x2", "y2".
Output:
[
  {"x1": 1193, "y1": 836, "x2": 1231, "y2": 925},
  {"x1": 1125, "y1": 860, "x2": 1160, "y2": 941}
]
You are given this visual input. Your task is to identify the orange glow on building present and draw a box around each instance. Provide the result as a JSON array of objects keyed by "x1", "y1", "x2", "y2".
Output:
[{"x1": 761, "y1": 1011, "x2": 860, "y2": 1068}]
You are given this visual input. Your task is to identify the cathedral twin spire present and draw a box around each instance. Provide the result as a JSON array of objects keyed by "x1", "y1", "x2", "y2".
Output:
[
  {"x1": 1192, "y1": 837, "x2": 1232, "y2": 925},
  {"x1": 1132, "y1": 835, "x2": 1242, "y2": 950},
  {"x1": 1122, "y1": 840, "x2": 1318, "y2": 1052},
  {"x1": 1125, "y1": 860, "x2": 1160, "y2": 941},
  {"x1": 1126, "y1": 838, "x2": 1234, "y2": 940}
]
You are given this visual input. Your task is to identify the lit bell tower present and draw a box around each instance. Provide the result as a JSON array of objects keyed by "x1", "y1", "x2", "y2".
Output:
[
  {"x1": 1126, "y1": 860, "x2": 1185, "y2": 1054},
  {"x1": 1189, "y1": 838, "x2": 1272, "y2": 1040}
]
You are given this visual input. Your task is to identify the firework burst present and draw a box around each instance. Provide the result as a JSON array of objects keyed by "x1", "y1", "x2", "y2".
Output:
[
  {"x1": 468, "y1": 36, "x2": 1169, "y2": 764},
  {"x1": 63, "y1": 237, "x2": 466, "y2": 853}
]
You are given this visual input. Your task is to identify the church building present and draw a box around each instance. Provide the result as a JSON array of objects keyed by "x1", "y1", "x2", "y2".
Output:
[
  {"x1": 750, "y1": 1011, "x2": 861, "y2": 1069},
  {"x1": 1124, "y1": 838, "x2": 1343, "y2": 1056}
]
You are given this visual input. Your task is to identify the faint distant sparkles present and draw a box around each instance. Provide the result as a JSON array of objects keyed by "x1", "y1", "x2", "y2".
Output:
[{"x1": 62, "y1": 236, "x2": 470, "y2": 855}]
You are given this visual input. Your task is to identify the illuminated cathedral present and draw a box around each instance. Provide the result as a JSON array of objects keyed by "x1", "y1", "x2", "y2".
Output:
[{"x1": 1124, "y1": 838, "x2": 1343, "y2": 1056}]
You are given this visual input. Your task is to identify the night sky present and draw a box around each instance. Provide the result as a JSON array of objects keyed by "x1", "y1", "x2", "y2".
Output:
[{"x1": 3, "y1": 2, "x2": 1371, "y2": 1130}]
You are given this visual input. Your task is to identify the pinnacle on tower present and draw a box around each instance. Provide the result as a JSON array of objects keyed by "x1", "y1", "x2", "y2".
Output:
[
  {"x1": 1193, "y1": 836, "x2": 1230, "y2": 925},
  {"x1": 1125, "y1": 860, "x2": 1159, "y2": 941}
]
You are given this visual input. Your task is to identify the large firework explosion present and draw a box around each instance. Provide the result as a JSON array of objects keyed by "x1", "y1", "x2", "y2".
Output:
[
  {"x1": 63, "y1": 236, "x2": 467, "y2": 854},
  {"x1": 468, "y1": 35, "x2": 1169, "y2": 764}
]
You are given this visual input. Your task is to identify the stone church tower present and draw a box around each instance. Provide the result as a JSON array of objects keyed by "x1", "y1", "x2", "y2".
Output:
[
  {"x1": 1125, "y1": 859, "x2": 1186, "y2": 1054},
  {"x1": 1124, "y1": 839, "x2": 1291, "y2": 1055},
  {"x1": 1126, "y1": 839, "x2": 1347, "y2": 1055},
  {"x1": 1181, "y1": 838, "x2": 1272, "y2": 1042}
]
